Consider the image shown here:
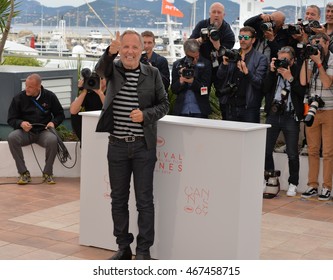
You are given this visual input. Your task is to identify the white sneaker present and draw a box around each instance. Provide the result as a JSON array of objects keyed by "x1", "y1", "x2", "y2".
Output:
[
  {"x1": 300, "y1": 145, "x2": 308, "y2": 156},
  {"x1": 274, "y1": 144, "x2": 286, "y2": 153},
  {"x1": 287, "y1": 183, "x2": 297, "y2": 197}
]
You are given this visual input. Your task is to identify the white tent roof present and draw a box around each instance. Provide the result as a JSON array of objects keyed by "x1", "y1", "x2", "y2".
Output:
[{"x1": 4, "y1": 40, "x2": 38, "y2": 56}]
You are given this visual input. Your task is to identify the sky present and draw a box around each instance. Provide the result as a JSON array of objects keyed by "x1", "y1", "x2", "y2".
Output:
[{"x1": 37, "y1": 0, "x2": 329, "y2": 9}]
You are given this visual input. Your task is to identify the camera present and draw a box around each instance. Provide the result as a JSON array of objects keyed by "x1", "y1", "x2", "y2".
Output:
[
  {"x1": 284, "y1": 20, "x2": 321, "y2": 36},
  {"x1": 263, "y1": 170, "x2": 281, "y2": 199},
  {"x1": 260, "y1": 21, "x2": 276, "y2": 32},
  {"x1": 274, "y1": 58, "x2": 289, "y2": 69},
  {"x1": 270, "y1": 88, "x2": 290, "y2": 115},
  {"x1": 284, "y1": 23, "x2": 302, "y2": 35},
  {"x1": 200, "y1": 24, "x2": 220, "y2": 41},
  {"x1": 304, "y1": 43, "x2": 321, "y2": 58},
  {"x1": 140, "y1": 51, "x2": 150, "y2": 65},
  {"x1": 219, "y1": 47, "x2": 242, "y2": 62},
  {"x1": 81, "y1": 68, "x2": 100, "y2": 90},
  {"x1": 303, "y1": 20, "x2": 321, "y2": 34},
  {"x1": 304, "y1": 95, "x2": 325, "y2": 127},
  {"x1": 216, "y1": 81, "x2": 238, "y2": 97},
  {"x1": 178, "y1": 56, "x2": 195, "y2": 79}
]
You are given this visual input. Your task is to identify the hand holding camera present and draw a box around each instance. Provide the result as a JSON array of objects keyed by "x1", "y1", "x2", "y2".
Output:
[{"x1": 81, "y1": 68, "x2": 100, "y2": 90}]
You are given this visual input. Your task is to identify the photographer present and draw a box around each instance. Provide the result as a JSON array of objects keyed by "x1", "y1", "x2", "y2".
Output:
[
  {"x1": 141, "y1": 30, "x2": 170, "y2": 92},
  {"x1": 189, "y1": 2, "x2": 235, "y2": 98},
  {"x1": 263, "y1": 47, "x2": 306, "y2": 197},
  {"x1": 299, "y1": 32, "x2": 333, "y2": 201},
  {"x1": 70, "y1": 73, "x2": 106, "y2": 142},
  {"x1": 288, "y1": 5, "x2": 322, "y2": 62},
  {"x1": 244, "y1": 11, "x2": 289, "y2": 61},
  {"x1": 171, "y1": 39, "x2": 212, "y2": 118},
  {"x1": 216, "y1": 26, "x2": 268, "y2": 123}
]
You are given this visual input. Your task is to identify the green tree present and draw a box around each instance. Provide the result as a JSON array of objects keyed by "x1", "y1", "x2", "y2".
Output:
[{"x1": 0, "y1": 0, "x2": 20, "y2": 61}]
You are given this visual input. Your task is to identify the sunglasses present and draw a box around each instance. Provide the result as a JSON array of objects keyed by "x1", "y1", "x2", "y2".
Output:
[{"x1": 238, "y1": 35, "x2": 253, "y2": 40}]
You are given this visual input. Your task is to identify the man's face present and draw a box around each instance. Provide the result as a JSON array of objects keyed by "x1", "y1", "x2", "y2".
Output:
[
  {"x1": 238, "y1": 32, "x2": 255, "y2": 52},
  {"x1": 142, "y1": 36, "x2": 155, "y2": 55},
  {"x1": 305, "y1": 7, "x2": 320, "y2": 21},
  {"x1": 326, "y1": 6, "x2": 333, "y2": 24},
  {"x1": 185, "y1": 51, "x2": 199, "y2": 65},
  {"x1": 209, "y1": 4, "x2": 225, "y2": 28},
  {"x1": 119, "y1": 33, "x2": 143, "y2": 69},
  {"x1": 25, "y1": 78, "x2": 41, "y2": 97}
]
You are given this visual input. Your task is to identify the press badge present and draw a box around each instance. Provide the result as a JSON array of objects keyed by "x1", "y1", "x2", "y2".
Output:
[{"x1": 201, "y1": 87, "x2": 208, "y2": 95}]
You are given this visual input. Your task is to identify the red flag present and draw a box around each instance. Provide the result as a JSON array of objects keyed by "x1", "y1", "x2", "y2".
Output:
[
  {"x1": 161, "y1": 0, "x2": 184, "y2": 18},
  {"x1": 30, "y1": 36, "x2": 35, "y2": 49}
]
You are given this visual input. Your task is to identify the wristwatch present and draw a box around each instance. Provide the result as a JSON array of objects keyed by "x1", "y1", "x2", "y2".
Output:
[{"x1": 288, "y1": 76, "x2": 294, "y2": 83}]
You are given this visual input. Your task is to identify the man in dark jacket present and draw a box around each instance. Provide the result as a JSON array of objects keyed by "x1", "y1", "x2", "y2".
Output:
[
  {"x1": 7, "y1": 73, "x2": 65, "y2": 185},
  {"x1": 189, "y1": 2, "x2": 235, "y2": 97},
  {"x1": 216, "y1": 26, "x2": 268, "y2": 122},
  {"x1": 171, "y1": 39, "x2": 211, "y2": 118},
  {"x1": 263, "y1": 46, "x2": 306, "y2": 197},
  {"x1": 141, "y1": 30, "x2": 170, "y2": 92},
  {"x1": 95, "y1": 30, "x2": 169, "y2": 260},
  {"x1": 244, "y1": 11, "x2": 289, "y2": 60}
]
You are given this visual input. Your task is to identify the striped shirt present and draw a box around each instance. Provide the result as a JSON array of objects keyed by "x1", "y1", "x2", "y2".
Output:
[
  {"x1": 308, "y1": 52, "x2": 333, "y2": 110},
  {"x1": 112, "y1": 68, "x2": 144, "y2": 138}
]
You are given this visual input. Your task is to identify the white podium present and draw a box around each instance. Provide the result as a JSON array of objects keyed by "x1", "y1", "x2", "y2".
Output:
[{"x1": 79, "y1": 112, "x2": 269, "y2": 259}]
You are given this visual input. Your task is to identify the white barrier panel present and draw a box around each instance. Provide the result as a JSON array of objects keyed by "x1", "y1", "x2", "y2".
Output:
[{"x1": 79, "y1": 112, "x2": 270, "y2": 259}]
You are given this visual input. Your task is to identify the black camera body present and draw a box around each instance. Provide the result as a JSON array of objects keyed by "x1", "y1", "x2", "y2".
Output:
[
  {"x1": 81, "y1": 68, "x2": 100, "y2": 90},
  {"x1": 304, "y1": 43, "x2": 321, "y2": 58},
  {"x1": 284, "y1": 23, "x2": 302, "y2": 35},
  {"x1": 303, "y1": 20, "x2": 321, "y2": 34},
  {"x1": 274, "y1": 58, "x2": 289, "y2": 69},
  {"x1": 178, "y1": 56, "x2": 195, "y2": 79},
  {"x1": 270, "y1": 99, "x2": 286, "y2": 115},
  {"x1": 304, "y1": 95, "x2": 325, "y2": 127},
  {"x1": 200, "y1": 25, "x2": 220, "y2": 41},
  {"x1": 220, "y1": 47, "x2": 242, "y2": 62},
  {"x1": 260, "y1": 21, "x2": 276, "y2": 32},
  {"x1": 217, "y1": 81, "x2": 238, "y2": 97}
]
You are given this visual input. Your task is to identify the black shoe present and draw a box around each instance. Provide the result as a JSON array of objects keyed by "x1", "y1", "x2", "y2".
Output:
[
  {"x1": 135, "y1": 253, "x2": 151, "y2": 260},
  {"x1": 109, "y1": 247, "x2": 132, "y2": 260}
]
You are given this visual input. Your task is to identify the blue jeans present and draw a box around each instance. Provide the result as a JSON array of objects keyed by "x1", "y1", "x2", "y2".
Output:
[
  {"x1": 107, "y1": 137, "x2": 157, "y2": 254},
  {"x1": 265, "y1": 113, "x2": 300, "y2": 185}
]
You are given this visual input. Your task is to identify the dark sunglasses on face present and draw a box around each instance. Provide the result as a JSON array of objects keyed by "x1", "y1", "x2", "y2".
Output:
[{"x1": 238, "y1": 35, "x2": 253, "y2": 40}]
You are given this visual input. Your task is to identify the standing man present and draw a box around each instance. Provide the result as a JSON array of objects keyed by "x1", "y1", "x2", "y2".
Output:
[
  {"x1": 244, "y1": 11, "x2": 289, "y2": 61},
  {"x1": 300, "y1": 33, "x2": 333, "y2": 201},
  {"x1": 216, "y1": 26, "x2": 268, "y2": 123},
  {"x1": 189, "y1": 2, "x2": 235, "y2": 100},
  {"x1": 141, "y1": 30, "x2": 170, "y2": 92},
  {"x1": 263, "y1": 47, "x2": 306, "y2": 197},
  {"x1": 7, "y1": 74, "x2": 65, "y2": 184},
  {"x1": 171, "y1": 39, "x2": 212, "y2": 118},
  {"x1": 95, "y1": 30, "x2": 169, "y2": 260}
]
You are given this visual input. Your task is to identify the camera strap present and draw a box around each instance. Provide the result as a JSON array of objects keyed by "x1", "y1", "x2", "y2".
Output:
[{"x1": 31, "y1": 98, "x2": 47, "y2": 114}]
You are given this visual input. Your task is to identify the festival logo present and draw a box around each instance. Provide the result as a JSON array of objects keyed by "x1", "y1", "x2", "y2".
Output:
[
  {"x1": 183, "y1": 186, "x2": 209, "y2": 216},
  {"x1": 155, "y1": 135, "x2": 183, "y2": 175}
]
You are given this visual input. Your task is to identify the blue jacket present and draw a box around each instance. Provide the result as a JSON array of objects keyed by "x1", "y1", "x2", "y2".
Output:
[
  {"x1": 216, "y1": 48, "x2": 268, "y2": 109},
  {"x1": 95, "y1": 49, "x2": 169, "y2": 150},
  {"x1": 149, "y1": 51, "x2": 170, "y2": 92}
]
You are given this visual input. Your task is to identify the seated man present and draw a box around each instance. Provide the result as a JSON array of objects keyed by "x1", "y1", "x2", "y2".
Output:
[{"x1": 7, "y1": 74, "x2": 65, "y2": 184}]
